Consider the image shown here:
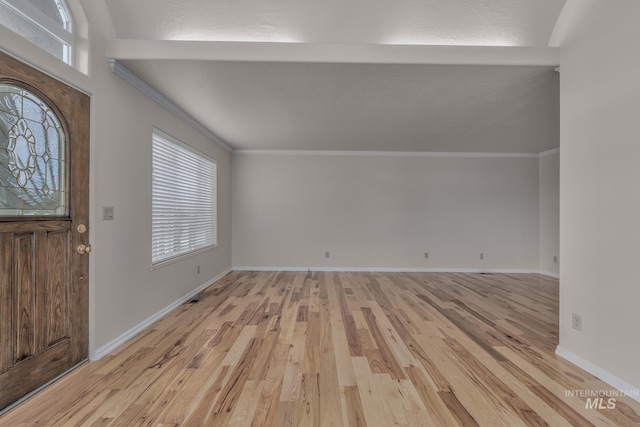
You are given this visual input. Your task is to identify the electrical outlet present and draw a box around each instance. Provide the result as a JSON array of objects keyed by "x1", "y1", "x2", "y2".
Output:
[
  {"x1": 480, "y1": 253, "x2": 484, "y2": 260},
  {"x1": 553, "y1": 256, "x2": 558, "y2": 264},
  {"x1": 424, "y1": 252, "x2": 429, "y2": 259},
  {"x1": 197, "y1": 265, "x2": 200, "y2": 274},
  {"x1": 572, "y1": 313, "x2": 582, "y2": 331},
  {"x1": 325, "y1": 251, "x2": 330, "y2": 259}
]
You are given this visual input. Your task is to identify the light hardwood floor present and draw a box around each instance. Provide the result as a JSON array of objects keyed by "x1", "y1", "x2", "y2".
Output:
[{"x1": 1, "y1": 271, "x2": 639, "y2": 426}]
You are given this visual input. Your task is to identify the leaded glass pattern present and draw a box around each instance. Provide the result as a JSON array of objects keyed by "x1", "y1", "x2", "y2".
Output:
[{"x1": 0, "y1": 83, "x2": 67, "y2": 216}]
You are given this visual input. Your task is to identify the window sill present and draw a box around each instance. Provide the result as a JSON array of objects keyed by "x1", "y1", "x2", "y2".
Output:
[{"x1": 150, "y1": 244, "x2": 217, "y2": 270}]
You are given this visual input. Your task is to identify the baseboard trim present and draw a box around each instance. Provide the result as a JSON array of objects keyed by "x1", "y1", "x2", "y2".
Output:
[
  {"x1": 93, "y1": 268, "x2": 232, "y2": 360},
  {"x1": 539, "y1": 270, "x2": 560, "y2": 278},
  {"x1": 232, "y1": 266, "x2": 543, "y2": 274},
  {"x1": 555, "y1": 346, "x2": 640, "y2": 403}
]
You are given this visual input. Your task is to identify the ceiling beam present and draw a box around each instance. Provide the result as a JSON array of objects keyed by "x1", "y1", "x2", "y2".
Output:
[{"x1": 107, "y1": 40, "x2": 560, "y2": 66}]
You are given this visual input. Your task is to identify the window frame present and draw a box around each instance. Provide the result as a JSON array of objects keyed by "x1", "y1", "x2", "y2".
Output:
[
  {"x1": 151, "y1": 128, "x2": 217, "y2": 268},
  {"x1": 0, "y1": 0, "x2": 75, "y2": 65}
]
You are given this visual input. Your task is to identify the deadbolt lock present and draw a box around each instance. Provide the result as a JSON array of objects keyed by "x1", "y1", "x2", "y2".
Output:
[
  {"x1": 77, "y1": 224, "x2": 87, "y2": 234},
  {"x1": 77, "y1": 244, "x2": 92, "y2": 255}
]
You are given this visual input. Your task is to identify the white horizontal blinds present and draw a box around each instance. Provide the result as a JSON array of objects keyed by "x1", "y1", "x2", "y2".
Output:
[{"x1": 152, "y1": 129, "x2": 216, "y2": 264}]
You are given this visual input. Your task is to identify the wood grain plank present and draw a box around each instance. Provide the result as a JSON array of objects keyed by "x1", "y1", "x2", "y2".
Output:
[
  {"x1": 297, "y1": 373, "x2": 320, "y2": 427},
  {"x1": 343, "y1": 385, "x2": 367, "y2": 427},
  {"x1": 318, "y1": 353, "x2": 344, "y2": 427},
  {"x1": 228, "y1": 379, "x2": 264, "y2": 427},
  {"x1": 351, "y1": 356, "x2": 391, "y2": 427}
]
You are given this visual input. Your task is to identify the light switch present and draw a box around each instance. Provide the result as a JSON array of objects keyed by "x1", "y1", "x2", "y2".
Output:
[{"x1": 103, "y1": 206, "x2": 114, "y2": 220}]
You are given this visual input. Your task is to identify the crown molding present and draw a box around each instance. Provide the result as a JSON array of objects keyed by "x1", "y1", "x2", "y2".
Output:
[
  {"x1": 233, "y1": 149, "x2": 548, "y2": 158},
  {"x1": 108, "y1": 59, "x2": 232, "y2": 153}
]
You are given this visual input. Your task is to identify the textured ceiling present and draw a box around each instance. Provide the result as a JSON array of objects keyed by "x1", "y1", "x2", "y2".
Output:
[
  {"x1": 105, "y1": 0, "x2": 565, "y2": 46},
  {"x1": 122, "y1": 61, "x2": 559, "y2": 152},
  {"x1": 105, "y1": 0, "x2": 565, "y2": 152}
]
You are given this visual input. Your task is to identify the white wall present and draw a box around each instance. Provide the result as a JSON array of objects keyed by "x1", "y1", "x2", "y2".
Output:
[
  {"x1": 232, "y1": 152, "x2": 540, "y2": 271},
  {"x1": 557, "y1": 0, "x2": 640, "y2": 389},
  {"x1": 539, "y1": 150, "x2": 559, "y2": 276},
  {"x1": 0, "y1": 1, "x2": 232, "y2": 356}
]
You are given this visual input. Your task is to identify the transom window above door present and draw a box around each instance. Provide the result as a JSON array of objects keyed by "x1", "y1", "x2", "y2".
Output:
[{"x1": 0, "y1": 0, "x2": 75, "y2": 65}]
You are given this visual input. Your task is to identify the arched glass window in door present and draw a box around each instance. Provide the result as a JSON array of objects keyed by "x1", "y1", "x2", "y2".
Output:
[
  {"x1": 0, "y1": 82, "x2": 67, "y2": 216},
  {"x1": 0, "y1": 0, "x2": 75, "y2": 65}
]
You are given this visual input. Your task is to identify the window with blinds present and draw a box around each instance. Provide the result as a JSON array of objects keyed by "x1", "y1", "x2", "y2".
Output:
[{"x1": 152, "y1": 129, "x2": 216, "y2": 266}]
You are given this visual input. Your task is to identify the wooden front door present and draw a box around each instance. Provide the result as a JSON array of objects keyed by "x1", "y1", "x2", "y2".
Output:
[{"x1": 0, "y1": 51, "x2": 89, "y2": 411}]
